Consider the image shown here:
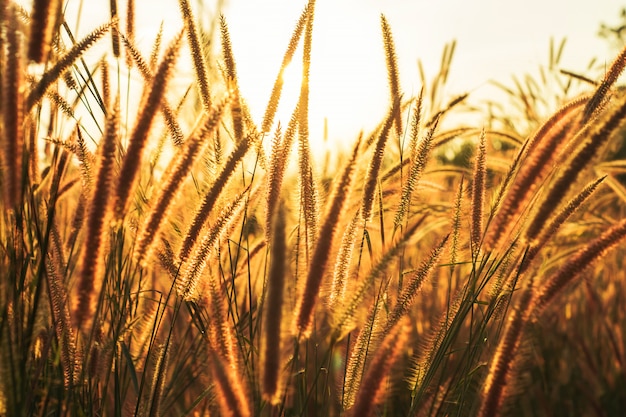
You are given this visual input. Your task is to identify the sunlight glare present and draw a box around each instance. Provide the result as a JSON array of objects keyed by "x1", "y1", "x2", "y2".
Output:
[{"x1": 226, "y1": 0, "x2": 392, "y2": 160}]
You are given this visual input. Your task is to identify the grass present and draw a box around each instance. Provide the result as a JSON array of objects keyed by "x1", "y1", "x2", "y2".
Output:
[{"x1": 1, "y1": 1, "x2": 626, "y2": 416}]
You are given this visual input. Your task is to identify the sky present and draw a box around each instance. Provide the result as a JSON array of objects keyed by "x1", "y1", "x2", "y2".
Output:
[
  {"x1": 221, "y1": 0, "x2": 622, "y2": 151},
  {"x1": 56, "y1": 0, "x2": 625, "y2": 153}
]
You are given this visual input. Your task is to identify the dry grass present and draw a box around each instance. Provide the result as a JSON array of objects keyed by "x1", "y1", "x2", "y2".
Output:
[{"x1": 1, "y1": 1, "x2": 626, "y2": 416}]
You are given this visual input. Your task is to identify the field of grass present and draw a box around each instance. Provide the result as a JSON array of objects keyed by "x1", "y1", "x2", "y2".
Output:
[{"x1": 1, "y1": 1, "x2": 626, "y2": 416}]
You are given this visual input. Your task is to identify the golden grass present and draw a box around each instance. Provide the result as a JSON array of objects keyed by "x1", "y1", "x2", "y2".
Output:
[
  {"x1": 28, "y1": 0, "x2": 60, "y2": 63},
  {"x1": 347, "y1": 317, "x2": 411, "y2": 417},
  {"x1": 119, "y1": 32, "x2": 185, "y2": 146},
  {"x1": 1, "y1": 4, "x2": 24, "y2": 209},
  {"x1": 261, "y1": 4, "x2": 308, "y2": 134},
  {"x1": 26, "y1": 18, "x2": 115, "y2": 109},
  {"x1": 470, "y1": 130, "x2": 487, "y2": 254},
  {"x1": 177, "y1": 132, "x2": 253, "y2": 261},
  {"x1": 296, "y1": 0, "x2": 320, "y2": 255},
  {"x1": 393, "y1": 90, "x2": 430, "y2": 231},
  {"x1": 74, "y1": 97, "x2": 119, "y2": 329},
  {"x1": 133, "y1": 98, "x2": 229, "y2": 266},
  {"x1": 179, "y1": 0, "x2": 212, "y2": 110},
  {"x1": 2, "y1": 1, "x2": 626, "y2": 416},
  {"x1": 361, "y1": 99, "x2": 400, "y2": 222},
  {"x1": 114, "y1": 31, "x2": 183, "y2": 220},
  {"x1": 261, "y1": 200, "x2": 288, "y2": 404},
  {"x1": 381, "y1": 14, "x2": 403, "y2": 140},
  {"x1": 124, "y1": 0, "x2": 135, "y2": 68},
  {"x1": 478, "y1": 286, "x2": 534, "y2": 417},
  {"x1": 293, "y1": 133, "x2": 361, "y2": 337}
]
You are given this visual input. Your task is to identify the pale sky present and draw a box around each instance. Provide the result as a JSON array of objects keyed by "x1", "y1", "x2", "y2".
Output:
[
  {"x1": 56, "y1": 0, "x2": 624, "y2": 152},
  {"x1": 221, "y1": 0, "x2": 622, "y2": 150}
]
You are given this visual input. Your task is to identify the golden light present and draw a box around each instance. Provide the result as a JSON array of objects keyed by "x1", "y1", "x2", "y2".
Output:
[
  {"x1": 224, "y1": 0, "x2": 393, "y2": 159},
  {"x1": 30, "y1": 0, "x2": 618, "y2": 161}
]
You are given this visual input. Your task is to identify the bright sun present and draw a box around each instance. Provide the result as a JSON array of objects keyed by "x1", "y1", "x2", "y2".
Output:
[
  {"x1": 48, "y1": 0, "x2": 421, "y2": 161},
  {"x1": 225, "y1": 1, "x2": 393, "y2": 159}
]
